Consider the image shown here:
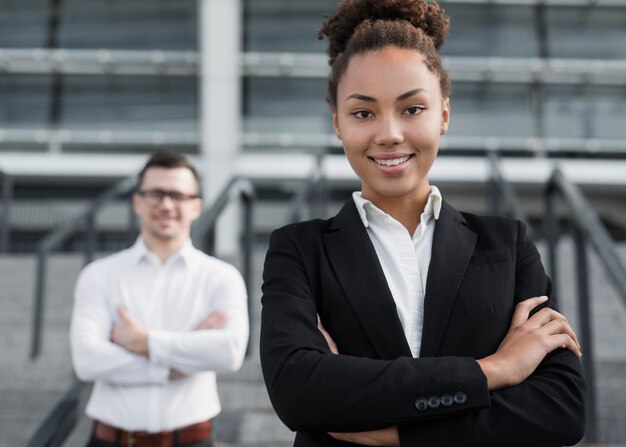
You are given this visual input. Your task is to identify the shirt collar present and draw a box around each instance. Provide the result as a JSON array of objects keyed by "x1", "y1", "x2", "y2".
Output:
[
  {"x1": 128, "y1": 236, "x2": 195, "y2": 267},
  {"x1": 352, "y1": 186, "x2": 442, "y2": 229}
]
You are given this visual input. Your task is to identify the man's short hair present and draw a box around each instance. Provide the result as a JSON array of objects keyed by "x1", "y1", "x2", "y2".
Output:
[{"x1": 137, "y1": 151, "x2": 201, "y2": 192}]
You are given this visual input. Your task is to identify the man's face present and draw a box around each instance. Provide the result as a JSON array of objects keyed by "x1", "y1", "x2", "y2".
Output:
[{"x1": 133, "y1": 167, "x2": 202, "y2": 243}]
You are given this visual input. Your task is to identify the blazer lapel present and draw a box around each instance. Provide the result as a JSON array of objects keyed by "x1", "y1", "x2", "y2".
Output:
[
  {"x1": 323, "y1": 200, "x2": 411, "y2": 359},
  {"x1": 420, "y1": 201, "x2": 477, "y2": 357}
]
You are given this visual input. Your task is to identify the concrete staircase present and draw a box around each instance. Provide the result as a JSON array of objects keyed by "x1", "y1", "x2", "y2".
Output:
[
  {"x1": 1, "y1": 239, "x2": 625, "y2": 446},
  {"x1": 0, "y1": 254, "x2": 83, "y2": 447}
]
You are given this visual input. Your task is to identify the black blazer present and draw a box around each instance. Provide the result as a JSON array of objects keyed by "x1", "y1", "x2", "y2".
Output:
[{"x1": 260, "y1": 199, "x2": 585, "y2": 447}]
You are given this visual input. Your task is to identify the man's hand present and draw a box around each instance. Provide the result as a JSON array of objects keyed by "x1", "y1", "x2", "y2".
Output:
[
  {"x1": 477, "y1": 295, "x2": 582, "y2": 390},
  {"x1": 329, "y1": 426, "x2": 399, "y2": 446},
  {"x1": 111, "y1": 306, "x2": 149, "y2": 357}
]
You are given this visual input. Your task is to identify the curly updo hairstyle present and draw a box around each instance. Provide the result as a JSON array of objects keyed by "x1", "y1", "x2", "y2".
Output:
[{"x1": 318, "y1": 0, "x2": 451, "y2": 109}]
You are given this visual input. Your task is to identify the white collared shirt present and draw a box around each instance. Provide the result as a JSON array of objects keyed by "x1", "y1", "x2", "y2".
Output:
[
  {"x1": 353, "y1": 187, "x2": 442, "y2": 358},
  {"x1": 70, "y1": 238, "x2": 249, "y2": 432}
]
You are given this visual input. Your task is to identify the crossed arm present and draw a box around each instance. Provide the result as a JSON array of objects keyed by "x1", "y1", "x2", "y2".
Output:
[
  {"x1": 321, "y1": 296, "x2": 582, "y2": 446},
  {"x1": 111, "y1": 306, "x2": 228, "y2": 379},
  {"x1": 70, "y1": 262, "x2": 248, "y2": 385}
]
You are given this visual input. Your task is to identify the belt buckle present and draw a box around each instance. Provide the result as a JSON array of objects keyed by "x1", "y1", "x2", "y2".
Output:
[{"x1": 127, "y1": 431, "x2": 136, "y2": 447}]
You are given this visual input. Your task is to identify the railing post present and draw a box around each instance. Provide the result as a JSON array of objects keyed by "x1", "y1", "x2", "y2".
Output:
[
  {"x1": 84, "y1": 214, "x2": 96, "y2": 264},
  {"x1": 313, "y1": 150, "x2": 328, "y2": 219},
  {"x1": 544, "y1": 179, "x2": 558, "y2": 299},
  {"x1": 31, "y1": 248, "x2": 48, "y2": 359},
  {"x1": 486, "y1": 151, "x2": 500, "y2": 215},
  {"x1": 241, "y1": 190, "x2": 254, "y2": 302},
  {"x1": 0, "y1": 173, "x2": 14, "y2": 253},
  {"x1": 571, "y1": 223, "x2": 598, "y2": 442},
  {"x1": 241, "y1": 187, "x2": 254, "y2": 358},
  {"x1": 128, "y1": 196, "x2": 138, "y2": 245},
  {"x1": 205, "y1": 226, "x2": 216, "y2": 256}
]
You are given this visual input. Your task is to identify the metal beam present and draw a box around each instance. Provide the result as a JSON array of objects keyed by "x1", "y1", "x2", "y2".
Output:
[
  {"x1": 2, "y1": 128, "x2": 626, "y2": 155},
  {"x1": 2, "y1": 49, "x2": 626, "y2": 86}
]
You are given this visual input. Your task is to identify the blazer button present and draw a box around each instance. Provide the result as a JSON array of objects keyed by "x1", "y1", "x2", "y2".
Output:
[
  {"x1": 415, "y1": 398, "x2": 428, "y2": 411},
  {"x1": 454, "y1": 392, "x2": 467, "y2": 405},
  {"x1": 428, "y1": 396, "x2": 441, "y2": 409},
  {"x1": 441, "y1": 394, "x2": 454, "y2": 407}
]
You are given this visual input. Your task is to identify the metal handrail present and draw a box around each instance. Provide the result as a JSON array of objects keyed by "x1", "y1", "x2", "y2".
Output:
[
  {"x1": 26, "y1": 380, "x2": 85, "y2": 447},
  {"x1": 288, "y1": 173, "x2": 321, "y2": 224},
  {"x1": 544, "y1": 167, "x2": 626, "y2": 443},
  {"x1": 30, "y1": 176, "x2": 136, "y2": 359},
  {"x1": 486, "y1": 152, "x2": 534, "y2": 238},
  {"x1": 0, "y1": 170, "x2": 14, "y2": 253},
  {"x1": 190, "y1": 176, "x2": 256, "y2": 303}
]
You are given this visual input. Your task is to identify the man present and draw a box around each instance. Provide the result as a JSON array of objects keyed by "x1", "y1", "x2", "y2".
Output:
[{"x1": 70, "y1": 151, "x2": 249, "y2": 447}]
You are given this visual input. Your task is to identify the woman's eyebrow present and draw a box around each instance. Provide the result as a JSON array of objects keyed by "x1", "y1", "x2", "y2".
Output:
[
  {"x1": 345, "y1": 93, "x2": 376, "y2": 102},
  {"x1": 396, "y1": 88, "x2": 427, "y2": 101},
  {"x1": 345, "y1": 88, "x2": 428, "y2": 103}
]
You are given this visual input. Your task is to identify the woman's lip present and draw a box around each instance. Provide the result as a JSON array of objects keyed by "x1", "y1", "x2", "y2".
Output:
[
  {"x1": 369, "y1": 153, "x2": 413, "y2": 160},
  {"x1": 370, "y1": 154, "x2": 413, "y2": 174},
  {"x1": 370, "y1": 154, "x2": 414, "y2": 166}
]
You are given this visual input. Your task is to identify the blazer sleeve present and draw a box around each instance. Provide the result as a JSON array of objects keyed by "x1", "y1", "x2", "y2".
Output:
[
  {"x1": 260, "y1": 225, "x2": 490, "y2": 434},
  {"x1": 397, "y1": 221, "x2": 586, "y2": 447}
]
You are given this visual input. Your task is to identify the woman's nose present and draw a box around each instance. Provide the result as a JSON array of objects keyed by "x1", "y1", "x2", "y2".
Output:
[{"x1": 374, "y1": 116, "x2": 404, "y2": 146}]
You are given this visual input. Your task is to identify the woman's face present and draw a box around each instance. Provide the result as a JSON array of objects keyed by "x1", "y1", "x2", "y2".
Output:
[{"x1": 333, "y1": 45, "x2": 450, "y2": 206}]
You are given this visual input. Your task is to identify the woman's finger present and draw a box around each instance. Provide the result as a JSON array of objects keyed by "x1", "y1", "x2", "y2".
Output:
[
  {"x1": 318, "y1": 322, "x2": 339, "y2": 354},
  {"x1": 510, "y1": 295, "x2": 549, "y2": 328},
  {"x1": 538, "y1": 318, "x2": 582, "y2": 351}
]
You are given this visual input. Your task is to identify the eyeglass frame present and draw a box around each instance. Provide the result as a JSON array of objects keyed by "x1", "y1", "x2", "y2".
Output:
[{"x1": 136, "y1": 189, "x2": 201, "y2": 206}]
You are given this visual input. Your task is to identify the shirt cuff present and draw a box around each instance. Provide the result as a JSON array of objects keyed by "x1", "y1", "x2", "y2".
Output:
[{"x1": 147, "y1": 330, "x2": 173, "y2": 371}]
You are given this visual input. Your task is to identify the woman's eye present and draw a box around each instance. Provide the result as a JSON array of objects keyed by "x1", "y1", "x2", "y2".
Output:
[
  {"x1": 352, "y1": 110, "x2": 372, "y2": 119},
  {"x1": 405, "y1": 106, "x2": 424, "y2": 115}
]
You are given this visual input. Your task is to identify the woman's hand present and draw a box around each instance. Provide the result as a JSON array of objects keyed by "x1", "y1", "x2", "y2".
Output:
[
  {"x1": 318, "y1": 320, "x2": 339, "y2": 354},
  {"x1": 477, "y1": 295, "x2": 581, "y2": 390},
  {"x1": 329, "y1": 426, "x2": 399, "y2": 446}
]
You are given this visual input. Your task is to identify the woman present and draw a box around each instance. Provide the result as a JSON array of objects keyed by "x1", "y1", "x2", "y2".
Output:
[{"x1": 260, "y1": 1, "x2": 586, "y2": 445}]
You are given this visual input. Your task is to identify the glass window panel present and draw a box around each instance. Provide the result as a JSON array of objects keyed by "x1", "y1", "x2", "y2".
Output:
[
  {"x1": 0, "y1": 0, "x2": 48, "y2": 48},
  {"x1": 245, "y1": 0, "x2": 345, "y2": 53},
  {"x1": 547, "y1": 7, "x2": 626, "y2": 59},
  {"x1": 243, "y1": 77, "x2": 331, "y2": 134},
  {"x1": 442, "y1": 4, "x2": 538, "y2": 58},
  {"x1": 447, "y1": 83, "x2": 535, "y2": 138},
  {"x1": 58, "y1": 0, "x2": 197, "y2": 50},
  {"x1": 61, "y1": 75, "x2": 197, "y2": 130},
  {"x1": 545, "y1": 85, "x2": 626, "y2": 140},
  {"x1": 0, "y1": 74, "x2": 52, "y2": 127}
]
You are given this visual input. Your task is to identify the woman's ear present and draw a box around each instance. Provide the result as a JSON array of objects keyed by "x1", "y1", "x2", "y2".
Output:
[
  {"x1": 440, "y1": 97, "x2": 450, "y2": 135},
  {"x1": 332, "y1": 110, "x2": 341, "y2": 140}
]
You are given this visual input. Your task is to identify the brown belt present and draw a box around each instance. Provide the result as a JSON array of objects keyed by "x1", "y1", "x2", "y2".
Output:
[{"x1": 92, "y1": 420, "x2": 212, "y2": 447}]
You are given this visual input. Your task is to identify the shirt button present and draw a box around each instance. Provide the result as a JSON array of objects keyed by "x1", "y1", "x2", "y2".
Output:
[
  {"x1": 441, "y1": 394, "x2": 454, "y2": 407},
  {"x1": 454, "y1": 392, "x2": 467, "y2": 405},
  {"x1": 428, "y1": 396, "x2": 441, "y2": 409},
  {"x1": 415, "y1": 398, "x2": 428, "y2": 411}
]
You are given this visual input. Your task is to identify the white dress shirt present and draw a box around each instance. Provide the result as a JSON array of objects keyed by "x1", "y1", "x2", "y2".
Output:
[
  {"x1": 353, "y1": 187, "x2": 442, "y2": 358},
  {"x1": 70, "y1": 237, "x2": 249, "y2": 432}
]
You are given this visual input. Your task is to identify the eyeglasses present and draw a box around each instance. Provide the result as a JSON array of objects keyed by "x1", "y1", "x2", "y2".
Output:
[{"x1": 137, "y1": 189, "x2": 200, "y2": 206}]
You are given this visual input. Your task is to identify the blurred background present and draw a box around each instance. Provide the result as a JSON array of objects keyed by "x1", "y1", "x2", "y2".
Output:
[{"x1": 0, "y1": 0, "x2": 625, "y2": 446}]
